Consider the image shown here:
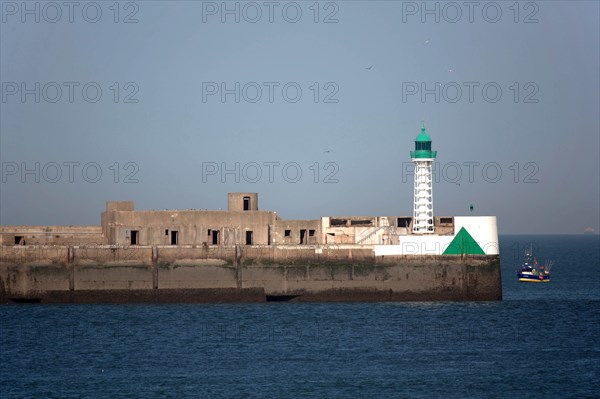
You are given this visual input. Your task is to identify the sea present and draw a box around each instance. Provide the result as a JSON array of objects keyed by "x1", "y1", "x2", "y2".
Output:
[{"x1": 1, "y1": 235, "x2": 599, "y2": 398}]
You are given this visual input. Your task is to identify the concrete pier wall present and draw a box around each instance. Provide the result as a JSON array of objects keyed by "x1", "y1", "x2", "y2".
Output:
[{"x1": 0, "y1": 245, "x2": 501, "y2": 302}]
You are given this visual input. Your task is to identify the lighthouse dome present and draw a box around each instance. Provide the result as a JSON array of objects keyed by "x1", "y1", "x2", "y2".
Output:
[{"x1": 415, "y1": 127, "x2": 431, "y2": 142}]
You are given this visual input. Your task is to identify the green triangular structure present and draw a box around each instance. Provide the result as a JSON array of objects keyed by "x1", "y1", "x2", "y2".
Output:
[{"x1": 443, "y1": 227, "x2": 485, "y2": 255}]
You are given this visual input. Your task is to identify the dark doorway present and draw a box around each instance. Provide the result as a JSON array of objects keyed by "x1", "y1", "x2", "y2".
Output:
[
  {"x1": 300, "y1": 229, "x2": 307, "y2": 245},
  {"x1": 243, "y1": 196, "x2": 250, "y2": 211},
  {"x1": 130, "y1": 230, "x2": 138, "y2": 245},
  {"x1": 170, "y1": 231, "x2": 178, "y2": 245},
  {"x1": 14, "y1": 236, "x2": 24, "y2": 245},
  {"x1": 246, "y1": 231, "x2": 253, "y2": 245},
  {"x1": 397, "y1": 217, "x2": 412, "y2": 228},
  {"x1": 211, "y1": 230, "x2": 220, "y2": 245}
]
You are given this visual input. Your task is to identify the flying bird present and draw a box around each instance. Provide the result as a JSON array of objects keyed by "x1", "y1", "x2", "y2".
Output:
[{"x1": 365, "y1": 65, "x2": 373, "y2": 70}]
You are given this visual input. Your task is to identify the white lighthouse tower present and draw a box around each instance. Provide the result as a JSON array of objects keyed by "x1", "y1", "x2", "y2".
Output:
[{"x1": 410, "y1": 126, "x2": 437, "y2": 234}]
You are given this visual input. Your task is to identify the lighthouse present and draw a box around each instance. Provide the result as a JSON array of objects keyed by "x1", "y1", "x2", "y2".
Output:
[{"x1": 410, "y1": 126, "x2": 437, "y2": 234}]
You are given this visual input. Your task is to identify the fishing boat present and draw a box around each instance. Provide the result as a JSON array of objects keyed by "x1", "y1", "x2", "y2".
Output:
[{"x1": 517, "y1": 244, "x2": 552, "y2": 283}]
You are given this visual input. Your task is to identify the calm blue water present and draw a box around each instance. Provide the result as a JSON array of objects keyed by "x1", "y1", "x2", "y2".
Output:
[{"x1": 1, "y1": 235, "x2": 599, "y2": 398}]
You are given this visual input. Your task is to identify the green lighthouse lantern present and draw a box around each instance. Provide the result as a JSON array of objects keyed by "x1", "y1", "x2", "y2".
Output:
[{"x1": 410, "y1": 127, "x2": 437, "y2": 159}]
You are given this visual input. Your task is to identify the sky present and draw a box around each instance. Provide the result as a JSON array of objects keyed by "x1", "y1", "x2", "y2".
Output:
[{"x1": 1, "y1": 0, "x2": 599, "y2": 234}]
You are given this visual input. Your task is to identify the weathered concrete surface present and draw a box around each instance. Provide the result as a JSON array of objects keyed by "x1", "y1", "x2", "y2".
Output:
[
  {"x1": 0, "y1": 226, "x2": 104, "y2": 246},
  {"x1": 0, "y1": 245, "x2": 501, "y2": 303}
]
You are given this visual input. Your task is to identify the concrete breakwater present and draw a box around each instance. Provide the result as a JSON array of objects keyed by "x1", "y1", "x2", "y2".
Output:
[{"x1": 0, "y1": 245, "x2": 502, "y2": 303}]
